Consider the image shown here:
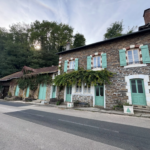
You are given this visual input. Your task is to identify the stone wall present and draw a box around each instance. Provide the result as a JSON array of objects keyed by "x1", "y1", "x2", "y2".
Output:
[
  {"x1": 46, "y1": 85, "x2": 51, "y2": 101},
  {"x1": 9, "y1": 84, "x2": 16, "y2": 97},
  {"x1": 59, "y1": 31, "x2": 150, "y2": 108},
  {"x1": 72, "y1": 94, "x2": 93, "y2": 106},
  {"x1": 56, "y1": 86, "x2": 64, "y2": 100},
  {"x1": 8, "y1": 80, "x2": 54, "y2": 101}
]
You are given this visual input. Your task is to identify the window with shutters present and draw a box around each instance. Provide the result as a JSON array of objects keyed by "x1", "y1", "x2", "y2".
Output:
[
  {"x1": 127, "y1": 50, "x2": 140, "y2": 65},
  {"x1": 120, "y1": 45, "x2": 149, "y2": 68},
  {"x1": 69, "y1": 61, "x2": 75, "y2": 69},
  {"x1": 93, "y1": 56, "x2": 101, "y2": 68}
]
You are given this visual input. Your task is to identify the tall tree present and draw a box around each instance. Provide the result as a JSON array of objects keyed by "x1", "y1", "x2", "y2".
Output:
[
  {"x1": 73, "y1": 33, "x2": 86, "y2": 48},
  {"x1": 0, "y1": 21, "x2": 86, "y2": 78},
  {"x1": 104, "y1": 21, "x2": 123, "y2": 40},
  {"x1": 104, "y1": 21, "x2": 137, "y2": 40},
  {"x1": 28, "y1": 20, "x2": 74, "y2": 52}
]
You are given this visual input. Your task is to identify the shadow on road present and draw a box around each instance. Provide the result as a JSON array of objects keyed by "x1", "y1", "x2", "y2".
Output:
[
  {"x1": 0, "y1": 101, "x2": 31, "y2": 107},
  {"x1": 5, "y1": 109, "x2": 150, "y2": 150}
]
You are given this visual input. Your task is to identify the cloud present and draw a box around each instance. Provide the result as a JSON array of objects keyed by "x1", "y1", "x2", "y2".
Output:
[{"x1": 0, "y1": 0, "x2": 149, "y2": 44}]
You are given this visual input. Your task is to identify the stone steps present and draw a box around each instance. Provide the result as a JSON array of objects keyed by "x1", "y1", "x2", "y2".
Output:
[{"x1": 133, "y1": 105, "x2": 150, "y2": 113}]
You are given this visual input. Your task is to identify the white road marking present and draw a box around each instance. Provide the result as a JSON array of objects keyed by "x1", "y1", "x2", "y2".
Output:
[
  {"x1": 21, "y1": 112, "x2": 44, "y2": 117},
  {"x1": 59, "y1": 119, "x2": 119, "y2": 133},
  {"x1": 59, "y1": 119, "x2": 99, "y2": 129}
]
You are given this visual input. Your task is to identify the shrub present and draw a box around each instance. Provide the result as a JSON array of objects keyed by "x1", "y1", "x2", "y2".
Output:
[
  {"x1": 7, "y1": 92, "x2": 12, "y2": 97},
  {"x1": 56, "y1": 101, "x2": 61, "y2": 105}
]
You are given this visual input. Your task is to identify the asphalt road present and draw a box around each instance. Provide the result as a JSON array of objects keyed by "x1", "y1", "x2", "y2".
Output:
[{"x1": 0, "y1": 100, "x2": 150, "y2": 150}]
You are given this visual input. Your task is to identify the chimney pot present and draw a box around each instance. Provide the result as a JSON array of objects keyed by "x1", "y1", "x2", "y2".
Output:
[{"x1": 143, "y1": 8, "x2": 150, "y2": 24}]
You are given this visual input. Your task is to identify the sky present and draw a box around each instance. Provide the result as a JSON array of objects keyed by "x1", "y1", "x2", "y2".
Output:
[{"x1": 0, "y1": 0, "x2": 149, "y2": 45}]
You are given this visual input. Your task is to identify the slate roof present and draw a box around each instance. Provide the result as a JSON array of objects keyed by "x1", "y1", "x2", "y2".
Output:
[
  {"x1": 57, "y1": 28, "x2": 150, "y2": 55},
  {"x1": 139, "y1": 23, "x2": 150, "y2": 31},
  {"x1": 0, "y1": 66, "x2": 58, "y2": 81}
]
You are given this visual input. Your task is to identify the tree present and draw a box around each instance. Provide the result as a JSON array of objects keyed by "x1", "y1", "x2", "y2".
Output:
[
  {"x1": 73, "y1": 33, "x2": 86, "y2": 48},
  {"x1": 104, "y1": 21, "x2": 137, "y2": 40},
  {"x1": 104, "y1": 21, "x2": 123, "y2": 40},
  {"x1": 0, "y1": 23, "x2": 33, "y2": 77},
  {"x1": 28, "y1": 20, "x2": 74, "y2": 52},
  {"x1": 0, "y1": 21, "x2": 86, "y2": 78}
]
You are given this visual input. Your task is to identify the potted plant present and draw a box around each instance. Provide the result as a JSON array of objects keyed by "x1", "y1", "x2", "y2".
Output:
[
  {"x1": 113, "y1": 100, "x2": 123, "y2": 111},
  {"x1": 123, "y1": 102, "x2": 134, "y2": 114}
]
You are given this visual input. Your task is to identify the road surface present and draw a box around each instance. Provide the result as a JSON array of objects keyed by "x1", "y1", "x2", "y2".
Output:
[{"x1": 0, "y1": 100, "x2": 150, "y2": 150}]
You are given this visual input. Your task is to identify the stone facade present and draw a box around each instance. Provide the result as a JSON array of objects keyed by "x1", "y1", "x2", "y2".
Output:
[
  {"x1": 72, "y1": 94, "x2": 93, "y2": 106},
  {"x1": 7, "y1": 79, "x2": 56, "y2": 101},
  {"x1": 58, "y1": 31, "x2": 150, "y2": 109}
]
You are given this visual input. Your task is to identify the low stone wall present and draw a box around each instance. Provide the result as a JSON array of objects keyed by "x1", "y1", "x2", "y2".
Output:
[{"x1": 72, "y1": 94, "x2": 93, "y2": 106}]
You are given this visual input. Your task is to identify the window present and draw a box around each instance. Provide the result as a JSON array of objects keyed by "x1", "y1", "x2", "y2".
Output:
[
  {"x1": 127, "y1": 50, "x2": 140, "y2": 65},
  {"x1": 76, "y1": 84, "x2": 82, "y2": 93},
  {"x1": 84, "y1": 84, "x2": 90, "y2": 93},
  {"x1": 69, "y1": 61, "x2": 75, "y2": 69},
  {"x1": 93, "y1": 56, "x2": 101, "y2": 68}
]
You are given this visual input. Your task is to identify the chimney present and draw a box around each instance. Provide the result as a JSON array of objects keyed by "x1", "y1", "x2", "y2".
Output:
[
  {"x1": 66, "y1": 42, "x2": 70, "y2": 50},
  {"x1": 143, "y1": 8, "x2": 150, "y2": 24}
]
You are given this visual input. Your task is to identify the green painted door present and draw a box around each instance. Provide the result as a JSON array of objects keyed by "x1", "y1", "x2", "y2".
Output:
[
  {"x1": 38, "y1": 84, "x2": 47, "y2": 100},
  {"x1": 26, "y1": 87, "x2": 30, "y2": 97},
  {"x1": 66, "y1": 86, "x2": 72, "y2": 102},
  {"x1": 130, "y1": 79, "x2": 146, "y2": 106},
  {"x1": 95, "y1": 85, "x2": 104, "y2": 106},
  {"x1": 15, "y1": 85, "x2": 20, "y2": 96},
  {"x1": 52, "y1": 86, "x2": 56, "y2": 98}
]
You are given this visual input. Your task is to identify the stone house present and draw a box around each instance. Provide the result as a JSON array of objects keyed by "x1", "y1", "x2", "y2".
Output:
[
  {"x1": 56, "y1": 8, "x2": 150, "y2": 109},
  {"x1": 0, "y1": 66, "x2": 58, "y2": 101}
]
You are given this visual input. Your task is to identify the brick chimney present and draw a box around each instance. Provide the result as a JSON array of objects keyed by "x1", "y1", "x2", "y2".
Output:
[{"x1": 143, "y1": 8, "x2": 150, "y2": 24}]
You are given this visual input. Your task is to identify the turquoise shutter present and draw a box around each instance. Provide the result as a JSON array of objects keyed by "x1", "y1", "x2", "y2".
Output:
[
  {"x1": 43, "y1": 84, "x2": 47, "y2": 100},
  {"x1": 64, "y1": 60, "x2": 68, "y2": 72},
  {"x1": 26, "y1": 87, "x2": 30, "y2": 97},
  {"x1": 119, "y1": 49, "x2": 126, "y2": 66},
  {"x1": 38, "y1": 84, "x2": 42, "y2": 99},
  {"x1": 102, "y1": 53, "x2": 107, "y2": 68},
  {"x1": 75, "y1": 58, "x2": 78, "y2": 71},
  {"x1": 87, "y1": 56, "x2": 91, "y2": 70},
  {"x1": 141, "y1": 45, "x2": 150, "y2": 64},
  {"x1": 15, "y1": 85, "x2": 20, "y2": 96}
]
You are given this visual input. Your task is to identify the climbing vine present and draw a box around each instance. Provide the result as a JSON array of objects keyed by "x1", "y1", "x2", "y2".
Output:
[
  {"x1": 54, "y1": 68, "x2": 114, "y2": 87},
  {"x1": 17, "y1": 74, "x2": 52, "y2": 91}
]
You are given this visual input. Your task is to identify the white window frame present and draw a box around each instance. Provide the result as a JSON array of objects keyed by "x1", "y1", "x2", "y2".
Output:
[
  {"x1": 93, "y1": 56, "x2": 101, "y2": 68},
  {"x1": 84, "y1": 83, "x2": 91, "y2": 94},
  {"x1": 76, "y1": 84, "x2": 82, "y2": 93},
  {"x1": 127, "y1": 49, "x2": 140, "y2": 65},
  {"x1": 69, "y1": 60, "x2": 75, "y2": 70}
]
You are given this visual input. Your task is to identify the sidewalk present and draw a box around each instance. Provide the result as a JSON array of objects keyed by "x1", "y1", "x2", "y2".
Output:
[{"x1": 1, "y1": 99, "x2": 150, "y2": 118}]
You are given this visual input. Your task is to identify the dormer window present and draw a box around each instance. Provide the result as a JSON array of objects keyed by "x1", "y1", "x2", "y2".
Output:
[
  {"x1": 127, "y1": 50, "x2": 140, "y2": 65},
  {"x1": 69, "y1": 61, "x2": 75, "y2": 69},
  {"x1": 93, "y1": 56, "x2": 101, "y2": 68}
]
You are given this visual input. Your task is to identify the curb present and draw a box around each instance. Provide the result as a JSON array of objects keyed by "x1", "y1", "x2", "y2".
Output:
[{"x1": 1, "y1": 100, "x2": 150, "y2": 118}]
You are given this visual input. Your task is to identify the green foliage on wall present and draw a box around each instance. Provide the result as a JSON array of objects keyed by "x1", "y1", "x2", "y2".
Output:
[
  {"x1": 17, "y1": 74, "x2": 52, "y2": 91},
  {"x1": 54, "y1": 68, "x2": 114, "y2": 87}
]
